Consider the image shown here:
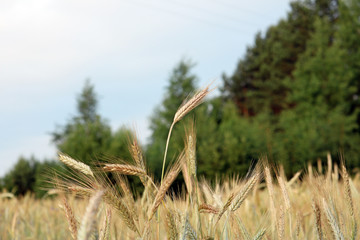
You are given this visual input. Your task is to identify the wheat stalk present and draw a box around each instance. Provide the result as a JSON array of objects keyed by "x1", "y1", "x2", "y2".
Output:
[{"x1": 161, "y1": 83, "x2": 213, "y2": 182}]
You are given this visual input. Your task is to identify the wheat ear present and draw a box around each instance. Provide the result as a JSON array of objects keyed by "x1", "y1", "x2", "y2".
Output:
[
  {"x1": 199, "y1": 203, "x2": 219, "y2": 214},
  {"x1": 130, "y1": 137, "x2": 146, "y2": 170},
  {"x1": 130, "y1": 137, "x2": 148, "y2": 186},
  {"x1": 234, "y1": 216, "x2": 251, "y2": 240},
  {"x1": 312, "y1": 201, "x2": 323, "y2": 240},
  {"x1": 148, "y1": 159, "x2": 182, "y2": 220},
  {"x1": 216, "y1": 192, "x2": 235, "y2": 225},
  {"x1": 180, "y1": 214, "x2": 197, "y2": 240},
  {"x1": 68, "y1": 185, "x2": 93, "y2": 197},
  {"x1": 103, "y1": 164, "x2": 146, "y2": 176},
  {"x1": 165, "y1": 209, "x2": 178, "y2": 240},
  {"x1": 58, "y1": 152, "x2": 94, "y2": 177},
  {"x1": 277, "y1": 205, "x2": 285, "y2": 240},
  {"x1": 77, "y1": 190, "x2": 104, "y2": 240},
  {"x1": 288, "y1": 170, "x2": 302, "y2": 187},
  {"x1": 341, "y1": 164, "x2": 354, "y2": 217},
  {"x1": 61, "y1": 197, "x2": 78, "y2": 240},
  {"x1": 264, "y1": 164, "x2": 276, "y2": 233},
  {"x1": 322, "y1": 198, "x2": 344, "y2": 240},
  {"x1": 103, "y1": 189, "x2": 139, "y2": 235},
  {"x1": 317, "y1": 158, "x2": 323, "y2": 174},
  {"x1": 253, "y1": 228, "x2": 266, "y2": 240},
  {"x1": 327, "y1": 152, "x2": 332, "y2": 182},
  {"x1": 182, "y1": 162, "x2": 193, "y2": 195},
  {"x1": 341, "y1": 163, "x2": 357, "y2": 239},
  {"x1": 185, "y1": 122, "x2": 197, "y2": 178},
  {"x1": 230, "y1": 173, "x2": 259, "y2": 212},
  {"x1": 99, "y1": 209, "x2": 111, "y2": 240},
  {"x1": 277, "y1": 175, "x2": 291, "y2": 211}
]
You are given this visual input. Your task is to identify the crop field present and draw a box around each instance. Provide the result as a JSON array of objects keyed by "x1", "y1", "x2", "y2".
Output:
[{"x1": 1, "y1": 156, "x2": 359, "y2": 240}]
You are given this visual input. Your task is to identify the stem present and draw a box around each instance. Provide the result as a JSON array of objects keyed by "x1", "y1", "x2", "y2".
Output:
[
  {"x1": 195, "y1": 178, "x2": 202, "y2": 238},
  {"x1": 161, "y1": 122, "x2": 175, "y2": 183},
  {"x1": 145, "y1": 175, "x2": 159, "y2": 192}
]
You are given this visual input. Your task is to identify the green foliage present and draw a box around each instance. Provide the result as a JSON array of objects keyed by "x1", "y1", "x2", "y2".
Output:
[
  {"x1": 1, "y1": 156, "x2": 38, "y2": 195},
  {"x1": 52, "y1": 80, "x2": 135, "y2": 165},
  {"x1": 33, "y1": 160, "x2": 64, "y2": 198},
  {"x1": 52, "y1": 80, "x2": 113, "y2": 165},
  {"x1": 277, "y1": 10, "x2": 360, "y2": 173},
  {"x1": 223, "y1": 0, "x2": 317, "y2": 115},
  {"x1": 0, "y1": 156, "x2": 64, "y2": 197}
]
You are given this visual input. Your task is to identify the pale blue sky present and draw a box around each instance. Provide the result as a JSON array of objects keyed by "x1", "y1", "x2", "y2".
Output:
[{"x1": 0, "y1": 0, "x2": 291, "y2": 177}]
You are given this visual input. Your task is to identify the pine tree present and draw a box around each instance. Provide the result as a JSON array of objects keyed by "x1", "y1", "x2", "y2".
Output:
[
  {"x1": 223, "y1": 1, "x2": 316, "y2": 116},
  {"x1": 278, "y1": 14, "x2": 360, "y2": 173},
  {"x1": 52, "y1": 80, "x2": 132, "y2": 165}
]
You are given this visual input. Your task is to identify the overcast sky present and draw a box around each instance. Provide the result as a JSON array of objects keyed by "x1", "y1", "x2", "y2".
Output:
[{"x1": 0, "y1": 0, "x2": 291, "y2": 177}]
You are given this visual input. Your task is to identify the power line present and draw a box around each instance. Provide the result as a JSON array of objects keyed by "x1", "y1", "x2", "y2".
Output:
[
  {"x1": 166, "y1": 0, "x2": 262, "y2": 28},
  {"x1": 209, "y1": 0, "x2": 276, "y2": 19},
  {"x1": 123, "y1": 0, "x2": 260, "y2": 34}
]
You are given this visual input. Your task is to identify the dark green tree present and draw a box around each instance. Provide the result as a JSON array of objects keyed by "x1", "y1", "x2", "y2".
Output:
[
  {"x1": 33, "y1": 160, "x2": 64, "y2": 198},
  {"x1": 223, "y1": 1, "x2": 316, "y2": 116},
  {"x1": 277, "y1": 14, "x2": 360, "y2": 173},
  {"x1": 1, "y1": 156, "x2": 38, "y2": 195},
  {"x1": 336, "y1": 0, "x2": 360, "y2": 131},
  {"x1": 223, "y1": 0, "x2": 340, "y2": 116},
  {"x1": 52, "y1": 80, "x2": 133, "y2": 166}
]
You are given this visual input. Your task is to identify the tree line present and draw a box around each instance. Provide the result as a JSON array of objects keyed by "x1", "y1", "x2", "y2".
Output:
[{"x1": 1, "y1": 0, "x2": 360, "y2": 196}]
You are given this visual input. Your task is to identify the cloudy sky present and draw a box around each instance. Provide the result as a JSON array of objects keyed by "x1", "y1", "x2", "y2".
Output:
[{"x1": 0, "y1": 0, "x2": 291, "y2": 177}]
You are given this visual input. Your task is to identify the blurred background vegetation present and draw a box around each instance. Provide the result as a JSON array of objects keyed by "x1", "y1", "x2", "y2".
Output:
[{"x1": 1, "y1": 0, "x2": 360, "y2": 197}]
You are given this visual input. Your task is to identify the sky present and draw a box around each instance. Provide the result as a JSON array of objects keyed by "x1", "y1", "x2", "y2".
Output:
[{"x1": 0, "y1": 0, "x2": 291, "y2": 177}]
